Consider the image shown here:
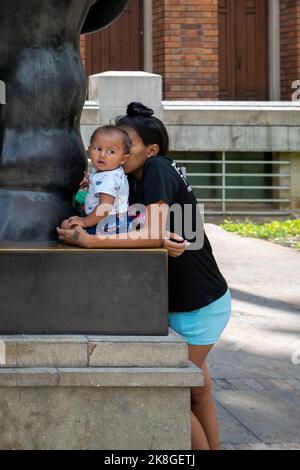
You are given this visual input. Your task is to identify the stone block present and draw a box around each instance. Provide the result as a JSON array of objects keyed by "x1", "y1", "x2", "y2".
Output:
[
  {"x1": 0, "y1": 330, "x2": 189, "y2": 369},
  {"x1": 0, "y1": 335, "x2": 88, "y2": 368},
  {"x1": 88, "y1": 329, "x2": 188, "y2": 368},
  {"x1": 89, "y1": 71, "x2": 163, "y2": 124},
  {"x1": 0, "y1": 387, "x2": 192, "y2": 450},
  {"x1": 0, "y1": 247, "x2": 168, "y2": 335}
]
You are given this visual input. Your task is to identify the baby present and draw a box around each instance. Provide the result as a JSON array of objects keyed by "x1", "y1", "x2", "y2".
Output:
[{"x1": 62, "y1": 125, "x2": 131, "y2": 234}]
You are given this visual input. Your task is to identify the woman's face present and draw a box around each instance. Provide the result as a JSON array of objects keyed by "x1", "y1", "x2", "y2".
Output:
[{"x1": 120, "y1": 126, "x2": 154, "y2": 177}]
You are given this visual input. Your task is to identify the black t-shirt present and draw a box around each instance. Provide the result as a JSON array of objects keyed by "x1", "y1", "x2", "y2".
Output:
[{"x1": 130, "y1": 155, "x2": 228, "y2": 312}]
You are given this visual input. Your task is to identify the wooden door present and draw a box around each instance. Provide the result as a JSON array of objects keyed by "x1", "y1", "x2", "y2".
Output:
[
  {"x1": 85, "y1": 0, "x2": 143, "y2": 76},
  {"x1": 219, "y1": 0, "x2": 268, "y2": 100}
]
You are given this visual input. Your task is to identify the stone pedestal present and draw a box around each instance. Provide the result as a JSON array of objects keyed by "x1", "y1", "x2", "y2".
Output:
[
  {"x1": 0, "y1": 330, "x2": 203, "y2": 450},
  {"x1": 0, "y1": 246, "x2": 168, "y2": 336}
]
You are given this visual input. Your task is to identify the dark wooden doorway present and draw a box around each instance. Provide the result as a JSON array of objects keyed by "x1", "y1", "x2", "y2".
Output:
[
  {"x1": 219, "y1": 0, "x2": 268, "y2": 100},
  {"x1": 85, "y1": 0, "x2": 143, "y2": 76}
]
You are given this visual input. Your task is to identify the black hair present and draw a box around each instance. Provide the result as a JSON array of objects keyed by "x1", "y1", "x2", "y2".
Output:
[
  {"x1": 90, "y1": 125, "x2": 132, "y2": 154},
  {"x1": 116, "y1": 102, "x2": 169, "y2": 156}
]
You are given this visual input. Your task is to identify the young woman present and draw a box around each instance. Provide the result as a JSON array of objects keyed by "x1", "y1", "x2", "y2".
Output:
[{"x1": 57, "y1": 102, "x2": 231, "y2": 450}]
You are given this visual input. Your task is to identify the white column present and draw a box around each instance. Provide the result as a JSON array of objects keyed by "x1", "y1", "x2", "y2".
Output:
[
  {"x1": 88, "y1": 71, "x2": 163, "y2": 124},
  {"x1": 269, "y1": 0, "x2": 281, "y2": 101},
  {"x1": 143, "y1": 0, "x2": 153, "y2": 73}
]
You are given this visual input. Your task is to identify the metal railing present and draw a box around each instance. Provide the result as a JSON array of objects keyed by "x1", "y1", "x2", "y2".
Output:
[{"x1": 176, "y1": 152, "x2": 291, "y2": 216}]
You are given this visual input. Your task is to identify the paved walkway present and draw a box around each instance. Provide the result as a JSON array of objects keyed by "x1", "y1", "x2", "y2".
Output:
[{"x1": 205, "y1": 224, "x2": 300, "y2": 450}]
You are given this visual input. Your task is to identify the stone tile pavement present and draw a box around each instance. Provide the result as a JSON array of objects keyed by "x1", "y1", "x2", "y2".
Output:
[{"x1": 204, "y1": 224, "x2": 300, "y2": 451}]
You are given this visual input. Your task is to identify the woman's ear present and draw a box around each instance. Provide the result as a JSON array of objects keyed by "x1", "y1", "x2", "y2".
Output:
[{"x1": 148, "y1": 144, "x2": 160, "y2": 158}]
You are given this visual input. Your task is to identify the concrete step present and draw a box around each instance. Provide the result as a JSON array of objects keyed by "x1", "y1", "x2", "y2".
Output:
[
  {"x1": 0, "y1": 363, "x2": 202, "y2": 388},
  {"x1": 0, "y1": 329, "x2": 189, "y2": 368}
]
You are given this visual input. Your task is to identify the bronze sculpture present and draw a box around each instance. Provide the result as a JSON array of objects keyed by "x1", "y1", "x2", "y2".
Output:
[{"x1": 0, "y1": 0, "x2": 128, "y2": 242}]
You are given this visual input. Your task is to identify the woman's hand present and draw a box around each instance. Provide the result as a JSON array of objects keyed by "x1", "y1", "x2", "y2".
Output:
[
  {"x1": 163, "y1": 231, "x2": 190, "y2": 258},
  {"x1": 56, "y1": 226, "x2": 92, "y2": 248}
]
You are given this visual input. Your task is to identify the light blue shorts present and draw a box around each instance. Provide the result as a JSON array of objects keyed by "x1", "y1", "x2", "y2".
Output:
[{"x1": 168, "y1": 288, "x2": 231, "y2": 346}]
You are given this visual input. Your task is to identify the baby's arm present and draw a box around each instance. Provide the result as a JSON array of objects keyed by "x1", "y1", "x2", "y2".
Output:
[{"x1": 69, "y1": 193, "x2": 115, "y2": 228}]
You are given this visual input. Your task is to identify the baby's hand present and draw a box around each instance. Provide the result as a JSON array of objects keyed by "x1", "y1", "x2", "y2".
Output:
[
  {"x1": 68, "y1": 216, "x2": 86, "y2": 228},
  {"x1": 79, "y1": 171, "x2": 89, "y2": 189}
]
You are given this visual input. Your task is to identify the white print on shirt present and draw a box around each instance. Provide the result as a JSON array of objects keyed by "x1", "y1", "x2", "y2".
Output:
[
  {"x1": 171, "y1": 161, "x2": 193, "y2": 192},
  {"x1": 85, "y1": 167, "x2": 129, "y2": 216}
]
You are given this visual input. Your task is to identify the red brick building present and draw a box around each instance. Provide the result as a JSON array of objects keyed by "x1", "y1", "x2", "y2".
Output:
[{"x1": 80, "y1": 0, "x2": 300, "y2": 101}]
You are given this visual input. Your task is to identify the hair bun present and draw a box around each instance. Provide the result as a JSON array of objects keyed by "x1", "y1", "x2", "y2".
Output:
[{"x1": 126, "y1": 102, "x2": 154, "y2": 118}]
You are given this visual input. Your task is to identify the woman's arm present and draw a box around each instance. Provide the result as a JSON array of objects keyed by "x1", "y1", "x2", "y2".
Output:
[{"x1": 57, "y1": 201, "x2": 168, "y2": 249}]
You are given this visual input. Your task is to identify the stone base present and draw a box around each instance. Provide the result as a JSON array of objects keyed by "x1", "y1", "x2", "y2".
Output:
[
  {"x1": 0, "y1": 246, "x2": 168, "y2": 335},
  {"x1": 0, "y1": 330, "x2": 203, "y2": 450}
]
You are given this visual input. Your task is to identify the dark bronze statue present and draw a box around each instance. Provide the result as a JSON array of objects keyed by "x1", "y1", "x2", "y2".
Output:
[{"x1": 0, "y1": 0, "x2": 128, "y2": 242}]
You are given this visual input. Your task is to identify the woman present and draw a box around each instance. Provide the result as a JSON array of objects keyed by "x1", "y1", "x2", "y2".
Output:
[{"x1": 57, "y1": 102, "x2": 231, "y2": 450}]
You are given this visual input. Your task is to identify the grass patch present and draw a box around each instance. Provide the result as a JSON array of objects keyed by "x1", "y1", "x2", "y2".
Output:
[{"x1": 220, "y1": 219, "x2": 300, "y2": 251}]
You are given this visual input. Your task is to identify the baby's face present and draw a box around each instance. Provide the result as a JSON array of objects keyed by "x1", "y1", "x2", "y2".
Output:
[{"x1": 89, "y1": 132, "x2": 128, "y2": 172}]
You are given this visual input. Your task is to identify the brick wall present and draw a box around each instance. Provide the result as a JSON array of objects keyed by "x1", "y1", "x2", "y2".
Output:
[
  {"x1": 280, "y1": 0, "x2": 300, "y2": 100},
  {"x1": 80, "y1": 2, "x2": 300, "y2": 102},
  {"x1": 152, "y1": 0, "x2": 165, "y2": 78},
  {"x1": 152, "y1": 0, "x2": 219, "y2": 100}
]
